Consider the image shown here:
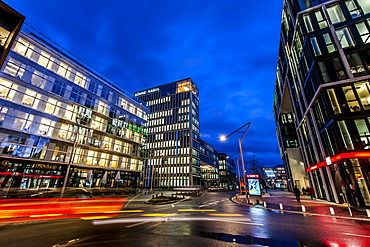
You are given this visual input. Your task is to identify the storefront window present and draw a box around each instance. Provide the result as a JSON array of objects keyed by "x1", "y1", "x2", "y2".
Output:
[{"x1": 350, "y1": 159, "x2": 370, "y2": 206}]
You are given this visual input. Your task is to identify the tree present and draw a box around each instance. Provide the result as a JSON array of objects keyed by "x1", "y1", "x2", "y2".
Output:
[{"x1": 245, "y1": 152, "x2": 262, "y2": 175}]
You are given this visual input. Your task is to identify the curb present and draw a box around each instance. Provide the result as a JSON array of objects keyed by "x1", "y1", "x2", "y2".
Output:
[{"x1": 230, "y1": 196, "x2": 370, "y2": 222}]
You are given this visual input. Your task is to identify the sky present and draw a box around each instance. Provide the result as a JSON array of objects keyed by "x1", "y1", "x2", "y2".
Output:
[{"x1": 4, "y1": 0, "x2": 284, "y2": 167}]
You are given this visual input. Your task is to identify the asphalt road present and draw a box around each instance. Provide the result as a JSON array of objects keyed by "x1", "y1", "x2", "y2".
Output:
[{"x1": 1, "y1": 191, "x2": 369, "y2": 246}]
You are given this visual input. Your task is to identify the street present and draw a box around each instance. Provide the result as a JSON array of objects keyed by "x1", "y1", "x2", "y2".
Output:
[{"x1": 0, "y1": 191, "x2": 369, "y2": 246}]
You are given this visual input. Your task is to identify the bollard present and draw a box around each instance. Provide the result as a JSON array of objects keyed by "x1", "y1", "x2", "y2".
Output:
[
  {"x1": 366, "y1": 209, "x2": 370, "y2": 217},
  {"x1": 301, "y1": 205, "x2": 306, "y2": 212},
  {"x1": 279, "y1": 203, "x2": 283, "y2": 210},
  {"x1": 329, "y1": 207, "x2": 335, "y2": 215},
  {"x1": 161, "y1": 193, "x2": 163, "y2": 197},
  {"x1": 263, "y1": 201, "x2": 267, "y2": 208},
  {"x1": 252, "y1": 201, "x2": 255, "y2": 206}
]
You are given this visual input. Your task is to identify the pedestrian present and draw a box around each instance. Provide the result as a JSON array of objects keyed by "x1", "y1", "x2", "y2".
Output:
[
  {"x1": 265, "y1": 185, "x2": 269, "y2": 194},
  {"x1": 302, "y1": 187, "x2": 306, "y2": 195},
  {"x1": 293, "y1": 186, "x2": 301, "y2": 202}
]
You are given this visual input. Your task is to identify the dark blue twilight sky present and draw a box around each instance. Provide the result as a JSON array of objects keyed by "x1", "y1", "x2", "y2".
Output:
[{"x1": 4, "y1": 0, "x2": 284, "y2": 167}]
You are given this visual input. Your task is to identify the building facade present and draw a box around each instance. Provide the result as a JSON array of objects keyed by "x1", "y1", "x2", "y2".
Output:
[
  {"x1": 218, "y1": 153, "x2": 237, "y2": 190},
  {"x1": 135, "y1": 78, "x2": 201, "y2": 188},
  {"x1": 274, "y1": 0, "x2": 370, "y2": 207},
  {"x1": 0, "y1": 26, "x2": 149, "y2": 190},
  {"x1": 262, "y1": 165, "x2": 287, "y2": 189},
  {"x1": 199, "y1": 138, "x2": 219, "y2": 188}
]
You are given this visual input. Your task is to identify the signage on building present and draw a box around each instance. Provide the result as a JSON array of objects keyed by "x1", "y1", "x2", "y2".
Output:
[
  {"x1": 134, "y1": 88, "x2": 160, "y2": 96},
  {"x1": 265, "y1": 170, "x2": 275, "y2": 177},
  {"x1": 246, "y1": 174, "x2": 259, "y2": 178}
]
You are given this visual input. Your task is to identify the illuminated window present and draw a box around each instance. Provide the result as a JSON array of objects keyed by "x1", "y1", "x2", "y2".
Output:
[
  {"x1": 347, "y1": 53, "x2": 366, "y2": 77},
  {"x1": 0, "y1": 79, "x2": 18, "y2": 100},
  {"x1": 315, "y1": 11, "x2": 328, "y2": 29},
  {"x1": 13, "y1": 38, "x2": 34, "y2": 58},
  {"x1": 327, "y1": 4, "x2": 346, "y2": 24},
  {"x1": 38, "y1": 51, "x2": 54, "y2": 70},
  {"x1": 343, "y1": 85, "x2": 361, "y2": 111},
  {"x1": 358, "y1": 0, "x2": 370, "y2": 14},
  {"x1": 355, "y1": 21, "x2": 370, "y2": 44},
  {"x1": 323, "y1": 33, "x2": 336, "y2": 53},
  {"x1": 354, "y1": 81, "x2": 370, "y2": 110},
  {"x1": 327, "y1": 88, "x2": 342, "y2": 114},
  {"x1": 13, "y1": 112, "x2": 34, "y2": 131},
  {"x1": 346, "y1": 0, "x2": 362, "y2": 18},
  {"x1": 38, "y1": 118, "x2": 55, "y2": 136},
  {"x1": 22, "y1": 89, "x2": 41, "y2": 109},
  {"x1": 44, "y1": 98, "x2": 62, "y2": 115},
  {"x1": 74, "y1": 72, "x2": 87, "y2": 88},
  {"x1": 336, "y1": 27, "x2": 355, "y2": 48},
  {"x1": 303, "y1": 14, "x2": 314, "y2": 33}
]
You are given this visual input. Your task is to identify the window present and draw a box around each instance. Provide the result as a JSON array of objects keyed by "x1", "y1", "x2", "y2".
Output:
[
  {"x1": 0, "y1": 106, "x2": 8, "y2": 126},
  {"x1": 323, "y1": 33, "x2": 336, "y2": 53},
  {"x1": 4, "y1": 59, "x2": 26, "y2": 78},
  {"x1": 358, "y1": 0, "x2": 370, "y2": 14},
  {"x1": 338, "y1": 120, "x2": 354, "y2": 150},
  {"x1": 51, "y1": 80, "x2": 66, "y2": 97},
  {"x1": 346, "y1": 53, "x2": 366, "y2": 77},
  {"x1": 355, "y1": 119, "x2": 370, "y2": 149},
  {"x1": 38, "y1": 118, "x2": 56, "y2": 136},
  {"x1": 57, "y1": 62, "x2": 72, "y2": 79},
  {"x1": 13, "y1": 112, "x2": 34, "y2": 131},
  {"x1": 333, "y1": 57, "x2": 346, "y2": 79},
  {"x1": 327, "y1": 5, "x2": 346, "y2": 24},
  {"x1": 21, "y1": 89, "x2": 41, "y2": 109},
  {"x1": 354, "y1": 81, "x2": 370, "y2": 110},
  {"x1": 310, "y1": 37, "x2": 322, "y2": 56},
  {"x1": 37, "y1": 51, "x2": 54, "y2": 70},
  {"x1": 346, "y1": 0, "x2": 362, "y2": 18},
  {"x1": 74, "y1": 72, "x2": 87, "y2": 88},
  {"x1": 336, "y1": 27, "x2": 355, "y2": 48},
  {"x1": 343, "y1": 85, "x2": 361, "y2": 111},
  {"x1": 303, "y1": 14, "x2": 314, "y2": 33},
  {"x1": 0, "y1": 79, "x2": 18, "y2": 100},
  {"x1": 13, "y1": 38, "x2": 34, "y2": 58},
  {"x1": 355, "y1": 21, "x2": 370, "y2": 44},
  {"x1": 31, "y1": 70, "x2": 48, "y2": 89},
  {"x1": 315, "y1": 10, "x2": 328, "y2": 29},
  {"x1": 44, "y1": 98, "x2": 62, "y2": 115},
  {"x1": 327, "y1": 88, "x2": 342, "y2": 114}
]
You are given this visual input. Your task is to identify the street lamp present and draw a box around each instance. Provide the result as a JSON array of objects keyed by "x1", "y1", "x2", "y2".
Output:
[{"x1": 220, "y1": 122, "x2": 252, "y2": 203}]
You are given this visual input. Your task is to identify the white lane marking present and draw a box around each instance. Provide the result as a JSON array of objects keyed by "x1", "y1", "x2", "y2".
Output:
[
  {"x1": 123, "y1": 194, "x2": 142, "y2": 208},
  {"x1": 198, "y1": 205, "x2": 205, "y2": 207},
  {"x1": 344, "y1": 233, "x2": 370, "y2": 238},
  {"x1": 214, "y1": 201, "x2": 219, "y2": 203},
  {"x1": 171, "y1": 204, "x2": 174, "y2": 207},
  {"x1": 126, "y1": 221, "x2": 148, "y2": 228},
  {"x1": 53, "y1": 235, "x2": 97, "y2": 247}
]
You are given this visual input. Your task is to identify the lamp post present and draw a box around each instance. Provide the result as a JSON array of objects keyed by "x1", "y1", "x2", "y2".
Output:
[
  {"x1": 220, "y1": 122, "x2": 251, "y2": 203},
  {"x1": 61, "y1": 117, "x2": 81, "y2": 197}
]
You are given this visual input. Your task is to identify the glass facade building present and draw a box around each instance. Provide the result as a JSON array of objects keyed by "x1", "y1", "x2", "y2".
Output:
[
  {"x1": 0, "y1": 26, "x2": 149, "y2": 190},
  {"x1": 199, "y1": 138, "x2": 219, "y2": 188},
  {"x1": 274, "y1": 0, "x2": 370, "y2": 207},
  {"x1": 218, "y1": 153, "x2": 236, "y2": 190},
  {"x1": 135, "y1": 78, "x2": 201, "y2": 187}
]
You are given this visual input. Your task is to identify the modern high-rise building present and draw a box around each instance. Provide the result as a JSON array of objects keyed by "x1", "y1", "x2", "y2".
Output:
[
  {"x1": 134, "y1": 78, "x2": 201, "y2": 187},
  {"x1": 218, "y1": 153, "x2": 236, "y2": 189},
  {"x1": 199, "y1": 138, "x2": 219, "y2": 188},
  {"x1": 0, "y1": 25, "x2": 149, "y2": 190},
  {"x1": 274, "y1": 0, "x2": 370, "y2": 207}
]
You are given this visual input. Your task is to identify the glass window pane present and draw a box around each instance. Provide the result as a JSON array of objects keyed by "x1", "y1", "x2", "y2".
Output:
[
  {"x1": 310, "y1": 37, "x2": 322, "y2": 56},
  {"x1": 358, "y1": 0, "x2": 370, "y2": 14},
  {"x1": 345, "y1": 0, "x2": 362, "y2": 18},
  {"x1": 355, "y1": 22, "x2": 370, "y2": 44},
  {"x1": 327, "y1": 5, "x2": 346, "y2": 24},
  {"x1": 336, "y1": 27, "x2": 355, "y2": 48},
  {"x1": 303, "y1": 15, "x2": 314, "y2": 32}
]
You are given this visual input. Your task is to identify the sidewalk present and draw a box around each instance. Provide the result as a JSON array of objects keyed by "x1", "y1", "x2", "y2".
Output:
[{"x1": 233, "y1": 189, "x2": 370, "y2": 221}]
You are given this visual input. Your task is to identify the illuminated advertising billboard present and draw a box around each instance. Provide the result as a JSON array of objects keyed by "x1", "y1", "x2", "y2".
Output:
[{"x1": 247, "y1": 176, "x2": 261, "y2": 196}]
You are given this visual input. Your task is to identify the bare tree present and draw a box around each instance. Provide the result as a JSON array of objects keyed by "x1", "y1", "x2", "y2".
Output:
[{"x1": 245, "y1": 152, "x2": 262, "y2": 175}]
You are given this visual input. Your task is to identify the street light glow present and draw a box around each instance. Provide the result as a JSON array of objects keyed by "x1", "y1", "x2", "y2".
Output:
[{"x1": 219, "y1": 135, "x2": 227, "y2": 141}]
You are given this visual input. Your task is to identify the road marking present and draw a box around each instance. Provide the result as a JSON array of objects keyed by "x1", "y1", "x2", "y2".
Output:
[
  {"x1": 81, "y1": 216, "x2": 113, "y2": 220},
  {"x1": 103, "y1": 210, "x2": 144, "y2": 213},
  {"x1": 344, "y1": 233, "x2": 370, "y2": 238},
  {"x1": 52, "y1": 235, "x2": 97, "y2": 247},
  {"x1": 171, "y1": 204, "x2": 174, "y2": 207},
  {"x1": 30, "y1": 214, "x2": 63, "y2": 218},
  {"x1": 208, "y1": 214, "x2": 244, "y2": 217},
  {"x1": 126, "y1": 221, "x2": 148, "y2": 228},
  {"x1": 141, "y1": 213, "x2": 174, "y2": 216},
  {"x1": 178, "y1": 209, "x2": 216, "y2": 212},
  {"x1": 198, "y1": 205, "x2": 205, "y2": 207},
  {"x1": 123, "y1": 194, "x2": 142, "y2": 208}
]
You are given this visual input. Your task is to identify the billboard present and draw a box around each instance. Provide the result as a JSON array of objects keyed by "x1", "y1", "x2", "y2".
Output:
[{"x1": 247, "y1": 174, "x2": 261, "y2": 195}]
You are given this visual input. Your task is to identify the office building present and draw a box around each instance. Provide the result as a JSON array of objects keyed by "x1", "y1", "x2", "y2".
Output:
[
  {"x1": 218, "y1": 153, "x2": 237, "y2": 189},
  {"x1": 199, "y1": 138, "x2": 219, "y2": 188},
  {"x1": 274, "y1": 0, "x2": 370, "y2": 207},
  {"x1": 262, "y1": 165, "x2": 287, "y2": 189},
  {"x1": 0, "y1": 25, "x2": 149, "y2": 189},
  {"x1": 134, "y1": 78, "x2": 200, "y2": 187}
]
